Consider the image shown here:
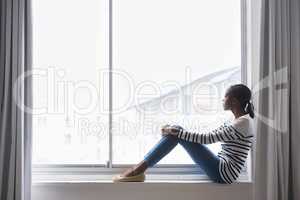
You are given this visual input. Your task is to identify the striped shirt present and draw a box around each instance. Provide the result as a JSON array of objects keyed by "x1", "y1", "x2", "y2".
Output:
[{"x1": 176, "y1": 114, "x2": 254, "y2": 184}]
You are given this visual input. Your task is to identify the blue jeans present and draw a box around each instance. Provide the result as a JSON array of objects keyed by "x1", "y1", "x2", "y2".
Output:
[{"x1": 143, "y1": 134, "x2": 226, "y2": 183}]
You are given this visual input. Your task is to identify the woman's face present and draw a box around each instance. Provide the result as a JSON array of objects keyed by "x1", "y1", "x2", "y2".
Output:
[{"x1": 222, "y1": 90, "x2": 232, "y2": 110}]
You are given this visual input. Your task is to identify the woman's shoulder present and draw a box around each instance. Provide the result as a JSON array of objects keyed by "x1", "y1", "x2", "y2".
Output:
[{"x1": 228, "y1": 114, "x2": 254, "y2": 137}]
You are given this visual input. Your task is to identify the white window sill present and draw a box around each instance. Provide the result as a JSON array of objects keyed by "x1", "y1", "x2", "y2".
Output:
[
  {"x1": 32, "y1": 176, "x2": 253, "y2": 200},
  {"x1": 32, "y1": 175, "x2": 253, "y2": 200},
  {"x1": 32, "y1": 164, "x2": 252, "y2": 186},
  {"x1": 32, "y1": 174, "x2": 252, "y2": 186}
]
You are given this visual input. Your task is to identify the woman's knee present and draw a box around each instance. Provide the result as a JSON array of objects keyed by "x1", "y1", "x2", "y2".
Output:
[{"x1": 163, "y1": 134, "x2": 180, "y2": 142}]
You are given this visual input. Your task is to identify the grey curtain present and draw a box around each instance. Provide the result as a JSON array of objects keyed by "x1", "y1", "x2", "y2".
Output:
[
  {"x1": 289, "y1": 0, "x2": 300, "y2": 198},
  {"x1": 0, "y1": 0, "x2": 32, "y2": 200},
  {"x1": 251, "y1": 0, "x2": 300, "y2": 200}
]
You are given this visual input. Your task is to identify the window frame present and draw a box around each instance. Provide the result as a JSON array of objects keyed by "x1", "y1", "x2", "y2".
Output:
[{"x1": 32, "y1": 0, "x2": 251, "y2": 182}]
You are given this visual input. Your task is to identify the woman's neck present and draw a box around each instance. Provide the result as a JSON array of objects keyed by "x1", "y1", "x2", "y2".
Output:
[{"x1": 231, "y1": 108, "x2": 247, "y2": 119}]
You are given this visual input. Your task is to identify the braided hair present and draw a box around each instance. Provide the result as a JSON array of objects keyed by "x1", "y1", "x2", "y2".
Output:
[{"x1": 226, "y1": 84, "x2": 255, "y2": 118}]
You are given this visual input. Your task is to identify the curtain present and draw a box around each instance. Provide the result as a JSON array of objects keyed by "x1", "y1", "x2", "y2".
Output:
[
  {"x1": 0, "y1": 0, "x2": 33, "y2": 200},
  {"x1": 289, "y1": 0, "x2": 300, "y2": 198},
  {"x1": 251, "y1": 0, "x2": 300, "y2": 200}
]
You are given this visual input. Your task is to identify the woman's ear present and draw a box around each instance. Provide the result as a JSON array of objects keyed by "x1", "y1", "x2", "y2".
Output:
[{"x1": 230, "y1": 97, "x2": 239, "y2": 107}]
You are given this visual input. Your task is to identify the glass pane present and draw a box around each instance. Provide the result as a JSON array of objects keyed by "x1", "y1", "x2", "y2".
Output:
[
  {"x1": 32, "y1": 0, "x2": 109, "y2": 164},
  {"x1": 113, "y1": 0, "x2": 241, "y2": 164}
]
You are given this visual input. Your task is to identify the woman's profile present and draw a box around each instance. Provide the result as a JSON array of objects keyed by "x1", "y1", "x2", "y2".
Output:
[{"x1": 112, "y1": 83, "x2": 255, "y2": 184}]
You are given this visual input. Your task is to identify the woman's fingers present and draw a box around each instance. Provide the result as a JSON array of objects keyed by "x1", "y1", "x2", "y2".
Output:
[
  {"x1": 162, "y1": 127, "x2": 179, "y2": 136},
  {"x1": 161, "y1": 125, "x2": 172, "y2": 136},
  {"x1": 161, "y1": 124, "x2": 182, "y2": 136},
  {"x1": 170, "y1": 128, "x2": 180, "y2": 136},
  {"x1": 161, "y1": 124, "x2": 170, "y2": 133}
]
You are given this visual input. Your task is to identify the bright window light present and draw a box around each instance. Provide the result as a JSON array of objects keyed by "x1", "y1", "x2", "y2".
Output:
[{"x1": 32, "y1": 0, "x2": 242, "y2": 167}]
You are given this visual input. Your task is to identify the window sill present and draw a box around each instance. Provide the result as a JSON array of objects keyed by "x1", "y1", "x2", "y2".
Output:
[
  {"x1": 32, "y1": 164, "x2": 252, "y2": 186},
  {"x1": 32, "y1": 174, "x2": 252, "y2": 186},
  {"x1": 32, "y1": 175, "x2": 253, "y2": 200}
]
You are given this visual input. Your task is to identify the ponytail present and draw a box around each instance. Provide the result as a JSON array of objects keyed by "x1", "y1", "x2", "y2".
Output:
[{"x1": 244, "y1": 100, "x2": 255, "y2": 118}]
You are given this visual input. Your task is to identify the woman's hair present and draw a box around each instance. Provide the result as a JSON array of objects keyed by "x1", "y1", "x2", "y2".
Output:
[{"x1": 226, "y1": 84, "x2": 255, "y2": 118}]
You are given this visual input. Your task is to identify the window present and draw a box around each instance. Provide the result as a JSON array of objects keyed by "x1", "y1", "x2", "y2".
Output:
[
  {"x1": 32, "y1": 0, "x2": 248, "y2": 179},
  {"x1": 32, "y1": 0, "x2": 109, "y2": 165}
]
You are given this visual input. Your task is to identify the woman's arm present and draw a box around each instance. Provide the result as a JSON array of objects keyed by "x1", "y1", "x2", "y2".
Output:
[
  {"x1": 170, "y1": 120, "x2": 248, "y2": 144},
  {"x1": 176, "y1": 124, "x2": 241, "y2": 144}
]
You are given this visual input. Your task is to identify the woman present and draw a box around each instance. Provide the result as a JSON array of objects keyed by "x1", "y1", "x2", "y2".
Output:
[{"x1": 112, "y1": 83, "x2": 255, "y2": 184}]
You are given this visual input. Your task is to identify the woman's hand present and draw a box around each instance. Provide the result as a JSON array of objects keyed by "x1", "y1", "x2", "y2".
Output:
[{"x1": 161, "y1": 124, "x2": 182, "y2": 137}]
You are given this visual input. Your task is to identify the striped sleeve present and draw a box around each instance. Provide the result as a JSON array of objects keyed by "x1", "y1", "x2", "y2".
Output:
[{"x1": 176, "y1": 123, "x2": 245, "y2": 144}]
